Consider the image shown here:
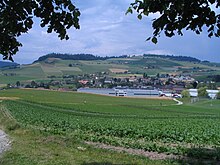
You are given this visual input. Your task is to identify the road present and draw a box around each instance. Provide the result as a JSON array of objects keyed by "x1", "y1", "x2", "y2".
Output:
[{"x1": 0, "y1": 130, "x2": 10, "y2": 156}]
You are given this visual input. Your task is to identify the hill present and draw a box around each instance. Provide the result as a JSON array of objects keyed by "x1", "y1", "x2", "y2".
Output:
[
  {"x1": 35, "y1": 53, "x2": 202, "y2": 63},
  {"x1": 0, "y1": 54, "x2": 220, "y2": 85},
  {"x1": 143, "y1": 54, "x2": 201, "y2": 62},
  {"x1": 34, "y1": 53, "x2": 128, "y2": 63},
  {"x1": 0, "y1": 61, "x2": 19, "y2": 68}
]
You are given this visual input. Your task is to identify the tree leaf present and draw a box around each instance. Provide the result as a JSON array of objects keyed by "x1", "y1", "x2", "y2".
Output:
[
  {"x1": 126, "y1": 7, "x2": 133, "y2": 15},
  {"x1": 137, "y1": 14, "x2": 142, "y2": 20},
  {"x1": 146, "y1": 37, "x2": 151, "y2": 41},
  {"x1": 151, "y1": 37, "x2": 158, "y2": 44}
]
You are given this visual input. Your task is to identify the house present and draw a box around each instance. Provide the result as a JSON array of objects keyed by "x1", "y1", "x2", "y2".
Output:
[
  {"x1": 189, "y1": 89, "x2": 198, "y2": 97},
  {"x1": 188, "y1": 89, "x2": 220, "y2": 99},
  {"x1": 78, "y1": 80, "x2": 89, "y2": 85},
  {"x1": 206, "y1": 90, "x2": 219, "y2": 99},
  {"x1": 104, "y1": 78, "x2": 112, "y2": 84}
]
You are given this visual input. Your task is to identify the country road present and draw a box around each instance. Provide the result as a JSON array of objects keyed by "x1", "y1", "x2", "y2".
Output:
[
  {"x1": 173, "y1": 98, "x2": 183, "y2": 105},
  {"x1": 0, "y1": 130, "x2": 10, "y2": 157}
]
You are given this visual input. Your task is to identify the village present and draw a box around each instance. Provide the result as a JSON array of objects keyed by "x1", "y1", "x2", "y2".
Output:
[{"x1": 4, "y1": 70, "x2": 220, "y2": 99}]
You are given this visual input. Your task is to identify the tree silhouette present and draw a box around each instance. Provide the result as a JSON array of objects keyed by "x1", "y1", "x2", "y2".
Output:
[
  {"x1": 0, "y1": 0, "x2": 80, "y2": 61},
  {"x1": 127, "y1": 0, "x2": 220, "y2": 43}
]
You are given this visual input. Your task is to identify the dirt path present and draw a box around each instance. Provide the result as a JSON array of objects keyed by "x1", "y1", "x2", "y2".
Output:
[
  {"x1": 85, "y1": 141, "x2": 180, "y2": 160},
  {"x1": 0, "y1": 130, "x2": 10, "y2": 156},
  {"x1": 173, "y1": 98, "x2": 183, "y2": 105}
]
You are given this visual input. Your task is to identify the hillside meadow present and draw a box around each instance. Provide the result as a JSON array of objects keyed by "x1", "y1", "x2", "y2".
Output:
[
  {"x1": 0, "y1": 89, "x2": 220, "y2": 164},
  {"x1": 1, "y1": 56, "x2": 220, "y2": 85}
]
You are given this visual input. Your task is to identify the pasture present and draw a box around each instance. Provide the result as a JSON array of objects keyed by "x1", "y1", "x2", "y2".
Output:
[{"x1": 0, "y1": 89, "x2": 220, "y2": 164}]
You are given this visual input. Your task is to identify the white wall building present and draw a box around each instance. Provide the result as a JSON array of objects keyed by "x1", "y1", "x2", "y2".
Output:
[
  {"x1": 189, "y1": 89, "x2": 198, "y2": 97},
  {"x1": 189, "y1": 89, "x2": 219, "y2": 99},
  {"x1": 206, "y1": 90, "x2": 219, "y2": 99}
]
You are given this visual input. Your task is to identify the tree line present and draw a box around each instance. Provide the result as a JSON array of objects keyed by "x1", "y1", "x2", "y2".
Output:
[{"x1": 143, "y1": 54, "x2": 201, "y2": 62}]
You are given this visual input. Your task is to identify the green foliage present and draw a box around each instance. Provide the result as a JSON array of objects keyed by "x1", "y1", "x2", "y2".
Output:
[
  {"x1": 0, "y1": 0, "x2": 80, "y2": 61},
  {"x1": 16, "y1": 81, "x2": 20, "y2": 87},
  {"x1": 1, "y1": 89, "x2": 220, "y2": 157},
  {"x1": 207, "y1": 82, "x2": 217, "y2": 90},
  {"x1": 3, "y1": 98, "x2": 220, "y2": 156},
  {"x1": 143, "y1": 73, "x2": 148, "y2": 78},
  {"x1": 6, "y1": 122, "x2": 20, "y2": 131},
  {"x1": 0, "y1": 114, "x2": 155, "y2": 165},
  {"x1": 198, "y1": 87, "x2": 208, "y2": 97},
  {"x1": 217, "y1": 91, "x2": 220, "y2": 99},
  {"x1": 143, "y1": 54, "x2": 201, "y2": 62},
  {"x1": 197, "y1": 83, "x2": 207, "y2": 89},
  {"x1": 129, "y1": 0, "x2": 220, "y2": 43},
  {"x1": 181, "y1": 90, "x2": 190, "y2": 98}
]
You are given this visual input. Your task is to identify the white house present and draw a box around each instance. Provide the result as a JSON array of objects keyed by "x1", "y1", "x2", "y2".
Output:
[
  {"x1": 206, "y1": 90, "x2": 219, "y2": 99},
  {"x1": 189, "y1": 89, "x2": 219, "y2": 99},
  {"x1": 189, "y1": 89, "x2": 198, "y2": 97}
]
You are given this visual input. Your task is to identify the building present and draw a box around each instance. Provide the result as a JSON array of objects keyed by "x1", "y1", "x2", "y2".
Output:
[
  {"x1": 206, "y1": 90, "x2": 219, "y2": 99},
  {"x1": 189, "y1": 89, "x2": 219, "y2": 99},
  {"x1": 189, "y1": 89, "x2": 198, "y2": 97}
]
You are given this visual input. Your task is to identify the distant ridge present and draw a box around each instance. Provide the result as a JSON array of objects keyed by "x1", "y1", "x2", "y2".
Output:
[
  {"x1": 143, "y1": 54, "x2": 201, "y2": 62},
  {"x1": 34, "y1": 53, "x2": 202, "y2": 63},
  {"x1": 0, "y1": 61, "x2": 19, "y2": 68},
  {"x1": 34, "y1": 53, "x2": 128, "y2": 63}
]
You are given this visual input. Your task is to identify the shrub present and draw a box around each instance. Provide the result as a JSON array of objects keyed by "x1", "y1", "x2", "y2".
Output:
[
  {"x1": 198, "y1": 87, "x2": 208, "y2": 98},
  {"x1": 217, "y1": 91, "x2": 220, "y2": 99},
  {"x1": 181, "y1": 90, "x2": 190, "y2": 98}
]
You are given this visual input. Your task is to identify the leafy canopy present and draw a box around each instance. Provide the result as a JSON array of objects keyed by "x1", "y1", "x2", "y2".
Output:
[
  {"x1": 181, "y1": 90, "x2": 190, "y2": 98},
  {"x1": 0, "y1": 0, "x2": 80, "y2": 61},
  {"x1": 198, "y1": 87, "x2": 208, "y2": 97},
  {"x1": 127, "y1": 0, "x2": 220, "y2": 43}
]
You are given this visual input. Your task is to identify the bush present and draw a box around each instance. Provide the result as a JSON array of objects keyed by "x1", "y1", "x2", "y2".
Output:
[
  {"x1": 6, "y1": 123, "x2": 20, "y2": 131},
  {"x1": 198, "y1": 87, "x2": 208, "y2": 98},
  {"x1": 181, "y1": 90, "x2": 190, "y2": 98},
  {"x1": 217, "y1": 91, "x2": 220, "y2": 99}
]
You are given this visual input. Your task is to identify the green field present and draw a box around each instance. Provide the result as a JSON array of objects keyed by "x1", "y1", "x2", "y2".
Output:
[{"x1": 0, "y1": 89, "x2": 220, "y2": 164}]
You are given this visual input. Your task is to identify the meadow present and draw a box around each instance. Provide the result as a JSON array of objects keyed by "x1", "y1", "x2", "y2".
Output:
[{"x1": 0, "y1": 89, "x2": 220, "y2": 164}]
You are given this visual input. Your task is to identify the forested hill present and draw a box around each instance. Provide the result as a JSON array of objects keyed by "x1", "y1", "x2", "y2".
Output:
[
  {"x1": 0, "y1": 61, "x2": 19, "y2": 68},
  {"x1": 34, "y1": 53, "x2": 128, "y2": 63},
  {"x1": 35, "y1": 53, "x2": 203, "y2": 63},
  {"x1": 143, "y1": 54, "x2": 201, "y2": 62}
]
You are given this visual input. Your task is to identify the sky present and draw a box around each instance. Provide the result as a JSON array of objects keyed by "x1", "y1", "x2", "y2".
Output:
[{"x1": 9, "y1": 0, "x2": 220, "y2": 64}]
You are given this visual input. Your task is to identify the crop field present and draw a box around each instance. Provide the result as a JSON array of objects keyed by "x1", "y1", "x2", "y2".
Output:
[{"x1": 0, "y1": 89, "x2": 220, "y2": 162}]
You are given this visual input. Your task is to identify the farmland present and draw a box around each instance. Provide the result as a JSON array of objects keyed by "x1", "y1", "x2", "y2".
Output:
[
  {"x1": 0, "y1": 89, "x2": 220, "y2": 164},
  {"x1": 1, "y1": 55, "x2": 220, "y2": 85}
]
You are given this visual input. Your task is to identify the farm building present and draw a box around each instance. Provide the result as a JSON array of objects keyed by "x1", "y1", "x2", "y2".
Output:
[
  {"x1": 189, "y1": 89, "x2": 219, "y2": 99},
  {"x1": 78, "y1": 87, "x2": 160, "y2": 97},
  {"x1": 189, "y1": 89, "x2": 198, "y2": 97},
  {"x1": 206, "y1": 90, "x2": 219, "y2": 99}
]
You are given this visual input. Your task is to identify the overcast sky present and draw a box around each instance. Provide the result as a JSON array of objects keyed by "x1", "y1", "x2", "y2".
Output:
[{"x1": 10, "y1": 0, "x2": 220, "y2": 64}]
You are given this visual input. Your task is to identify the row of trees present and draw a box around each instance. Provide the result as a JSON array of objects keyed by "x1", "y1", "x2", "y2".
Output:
[
  {"x1": 143, "y1": 54, "x2": 201, "y2": 63},
  {"x1": 191, "y1": 81, "x2": 218, "y2": 90},
  {"x1": 34, "y1": 53, "x2": 130, "y2": 63}
]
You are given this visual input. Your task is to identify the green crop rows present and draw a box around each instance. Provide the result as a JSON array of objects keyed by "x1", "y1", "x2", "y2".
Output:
[{"x1": 1, "y1": 89, "x2": 220, "y2": 158}]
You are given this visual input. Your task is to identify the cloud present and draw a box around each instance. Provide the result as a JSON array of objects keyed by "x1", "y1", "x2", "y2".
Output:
[{"x1": 12, "y1": 0, "x2": 220, "y2": 64}]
